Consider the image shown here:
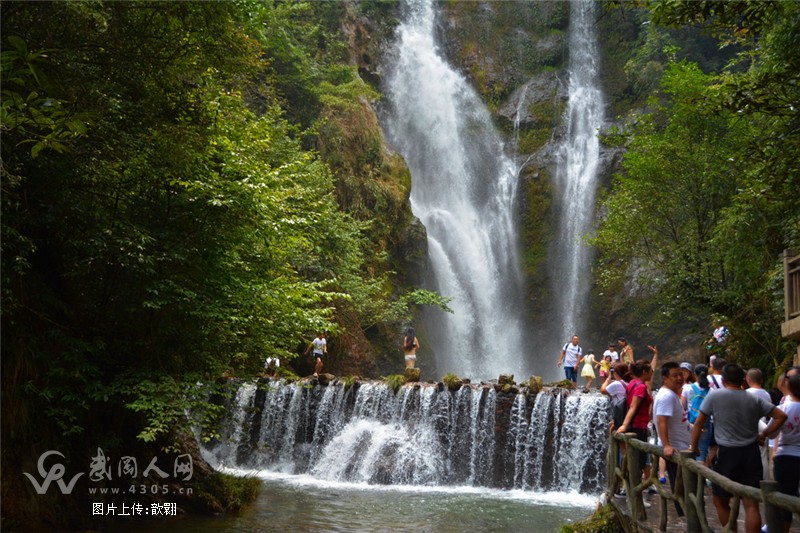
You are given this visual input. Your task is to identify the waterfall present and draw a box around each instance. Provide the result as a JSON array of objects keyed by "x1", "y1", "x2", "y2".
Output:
[
  {"x1": 383, "y1": 0, "x2": 525, "y2": 379},
  {"x1": 200, "y1": 379, "x2": 609, "y2": 494},
  {"x1": 547, "y1": 0, "x2": 605, "y2": 348}
]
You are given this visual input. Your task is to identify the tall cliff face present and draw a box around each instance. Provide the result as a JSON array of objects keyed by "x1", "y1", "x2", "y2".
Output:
[
  {"x1": 310, "y1": 2, "x2": 429, "y2": 376},
  {"x1": 425, "y1": 2, "x2": 715, "y2": 355},
  {"x1": 335, "y1": 1, "x2": 707, "y2": 371},
  {"x1": 335, "y1": 1, "x2": 591, "y2": 372},
  {"x1": 437, "y1": 1, "x2": 603, "y2": 346}
]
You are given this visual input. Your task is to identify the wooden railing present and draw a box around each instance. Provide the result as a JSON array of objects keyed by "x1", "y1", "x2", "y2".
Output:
[
  {"x1": 608, "y1": 432, "x2": 800, "y2": 532},
  {"x1": 786, "y1": 249, "x2": 800, "y2": 321}
]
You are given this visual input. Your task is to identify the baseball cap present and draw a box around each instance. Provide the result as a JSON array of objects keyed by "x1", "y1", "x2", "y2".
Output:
[{"x1": 679, "y1": 362, "x2": 693, "y2": 371}]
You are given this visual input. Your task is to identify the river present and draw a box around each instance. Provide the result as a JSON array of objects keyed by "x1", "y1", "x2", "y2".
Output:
[{"x1": 135, "y1": 471, "x2": 598, "y2": 532}]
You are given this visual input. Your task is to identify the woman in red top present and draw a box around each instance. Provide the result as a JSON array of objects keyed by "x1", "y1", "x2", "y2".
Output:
[{"x1": 615, "y1": 359, "x2": 654, "y2": 479}]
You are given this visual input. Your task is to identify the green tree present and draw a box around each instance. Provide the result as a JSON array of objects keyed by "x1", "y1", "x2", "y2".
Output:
[
  {"x1": 594, "y1": 0, "x2": 800, "y2": 375},
  {"x1": 0, "y1": 3, "x2": 433, "y2": 526},
  {"x1": 593, "y1": 61, "x2": 749, "y2": 309},
  {"x1": 1, "y1": 0, "x2": 440, "y2": 458}
]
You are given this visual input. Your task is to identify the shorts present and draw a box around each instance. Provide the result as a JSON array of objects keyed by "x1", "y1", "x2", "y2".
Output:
[
  {"x1": 774, "y1": 455, "x2": 800, "y2": 524},
  {"x1": 696, "y1": 423, "x2": 713, "y2": 462},
  {"x1": 711, "y1": 442, "x2": 762, "y2": 498},
  {"x1": 313, "y1": 352, "x2": 324, "y2": 360},
  {"x1": 564, "y1": 366, "x2": 578, "y2": 383},
  {"x1": 404, "y1": 354, "x2": 416, "y2": 362}
]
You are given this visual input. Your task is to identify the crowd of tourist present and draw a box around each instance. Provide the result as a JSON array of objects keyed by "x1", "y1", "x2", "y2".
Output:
[{"x1": 558, "y1": 332, "x2": 800, "y2": 533}]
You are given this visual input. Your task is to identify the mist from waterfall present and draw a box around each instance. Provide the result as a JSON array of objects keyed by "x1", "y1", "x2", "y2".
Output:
[
  {"x1": 546, "y1": 0, "x2": 605, "y2": 356},
  {"x1": 383, "y1": 0, "x2": 525, "y2": 380}
]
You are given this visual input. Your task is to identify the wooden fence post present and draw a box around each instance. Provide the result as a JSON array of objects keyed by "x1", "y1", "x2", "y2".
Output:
[
  {"x1": 679, "y1": 450, "x2": 702, "y2": 532},
  {"x1": 607, "y1": 433, "x2": 619, "y2": 496},
  {"x1": 761, "y1": 480, "x2": 783, "y2": 533},
  {"x1": 625, "y1": 433, "x2": 645, "y2": 521}
]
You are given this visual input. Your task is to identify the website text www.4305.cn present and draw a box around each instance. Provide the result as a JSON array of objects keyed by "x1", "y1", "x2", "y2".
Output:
[{"x1": 89, "y1": 484, "x2": 194, "y2": 496}]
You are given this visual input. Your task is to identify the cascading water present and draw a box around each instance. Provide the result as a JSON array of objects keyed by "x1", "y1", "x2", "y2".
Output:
[
  {"x1": 546, "y1": 0, "x2": 605, "y2": 349},
  {"x1": 200, "y1": 379, "x2": 609, "y2": 494},
  {"x1": 383, "y1": 0, "x2": 525, "y2": 379}
]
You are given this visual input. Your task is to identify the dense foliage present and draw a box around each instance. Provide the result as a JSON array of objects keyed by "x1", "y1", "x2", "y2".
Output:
[
  {"x1": 1, "y1": 2, "x2": 447, "y2": 525},
  {"x1": 593, "y1": 0, "x2": 800, "y2": 377}
]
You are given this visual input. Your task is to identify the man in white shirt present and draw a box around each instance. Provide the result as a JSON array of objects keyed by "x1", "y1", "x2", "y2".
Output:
[
  {"x1": 745, "y1": 368, "x2": 772, "y2": 403},
  {"x1": 557, "y1": 335, "x2": 582, "y2": 384},
  {"x1": 746, "y1": 368, "x2": 773, "y2": 480},
  {"x1": 654, "y1": 361, "x2": 691, "y2": 516},
  {"x1": 707, "y1": 357, "x2": 725, "y2": 389},
  {"x1": 304, "y1": 332, "x2": 327, "y2": 377}
]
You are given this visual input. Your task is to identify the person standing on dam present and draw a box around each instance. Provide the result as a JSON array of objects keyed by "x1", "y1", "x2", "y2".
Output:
[{"x1": 557, "y1": 335, "x2": 582, "y2": 384}]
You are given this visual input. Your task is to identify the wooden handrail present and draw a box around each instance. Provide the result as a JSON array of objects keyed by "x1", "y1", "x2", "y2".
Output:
[{"x1": 608, "y1": 432, "x2": 800, "y2": 533}]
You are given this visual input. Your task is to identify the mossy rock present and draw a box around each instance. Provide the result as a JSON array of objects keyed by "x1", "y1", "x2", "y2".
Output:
[
  {"x1": 383, "y1": 373, "x2": 407, "y2": 393},
  {"x1": 550, "y1": 379, "x2": 577, "y2": 390},
  {"x1": 559, "y1": 502, "x2": 622, "y2": 533},
  {"x1": 500, "y1": 383, "x2": 519, "y2": 394},
  {"x1": 442, "y1": 373, "x2": 467, "y2": 391},
  {"x1": 340, "y1": 375, "x2": 361, "y2": 389},
  {"x1": 522, "y1": 375, "x2": 543, "y2": 394},
  {"x1": 404, "y1": 367, "x2": 421, "y2": 382},
  {"x1": 498, "y1": 374, "x2": 515, "y2": 386},
  {"x1": 193, "y1": 471, "x2": 261, "y2": 513},
  {"x1": 317, "y1": 373, "x2": 336, "y2": 385}
]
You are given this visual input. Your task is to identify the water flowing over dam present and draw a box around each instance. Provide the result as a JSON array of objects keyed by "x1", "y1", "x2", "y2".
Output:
[{"x1": 200, "y1": 379, "x2": 610, "y2": 494}]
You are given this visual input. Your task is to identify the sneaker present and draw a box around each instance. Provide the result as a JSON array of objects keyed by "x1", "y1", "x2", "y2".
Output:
[
  {"x1": 643, "y1": 501, "x2": 651, "y2": 509},
  {"x1": 646, "y1": 486, "x2": 658, "y2": 495},
  {"x1": 614, "y1": 490, "x2": 627, "y2": 498},
  {"x1": 659, "y1": 476, "x2": 667, "y2": 484}
]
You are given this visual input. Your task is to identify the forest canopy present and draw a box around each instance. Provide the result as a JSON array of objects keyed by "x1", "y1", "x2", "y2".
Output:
[{"x1": 1, "y1": 1, "x2": 446, "y2": 506}]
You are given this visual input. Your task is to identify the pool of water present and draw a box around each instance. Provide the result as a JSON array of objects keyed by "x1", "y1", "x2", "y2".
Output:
[{"x1": 124, "y1": 470, "x2": 600, "y2": 532}]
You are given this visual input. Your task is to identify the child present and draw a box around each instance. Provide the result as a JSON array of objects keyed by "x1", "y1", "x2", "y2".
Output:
[
  {"x1": 603, "y1": 343, "x2": 619, "y2": 364},
  {"x1": 599, "y1": 355, "x2": 612, "y2": 381},
  {"x1": 578, "y1": 350, "x2": 597, "y2": 392}
]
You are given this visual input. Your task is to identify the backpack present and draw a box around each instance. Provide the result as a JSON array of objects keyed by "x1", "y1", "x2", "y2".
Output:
[
  {"x1": 687, "y1": 383, "x2": 709, "y2": 424},
  {"x1": 611, "y1": 393, "x2": 627, "y2": 429}
]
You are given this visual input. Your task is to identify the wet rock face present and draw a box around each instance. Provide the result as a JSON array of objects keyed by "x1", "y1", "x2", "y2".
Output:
[
  {"x1": 497, "y1": 72, "x2": 566, "y2": 126},
  {"x1": 436, "y1": 1, "x2": 569, "y2": 104}
]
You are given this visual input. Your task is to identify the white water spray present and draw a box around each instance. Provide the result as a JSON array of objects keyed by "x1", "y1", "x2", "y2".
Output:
[
  {"x1": 384, "y1": 0, "x2": 525, "y2": 379},
  {"x1": 201, "y1": 379, "x2": 609, "y2": 493},
  {"x1": 548, "y1": 0, "x2": 605, "y2": 348}
]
